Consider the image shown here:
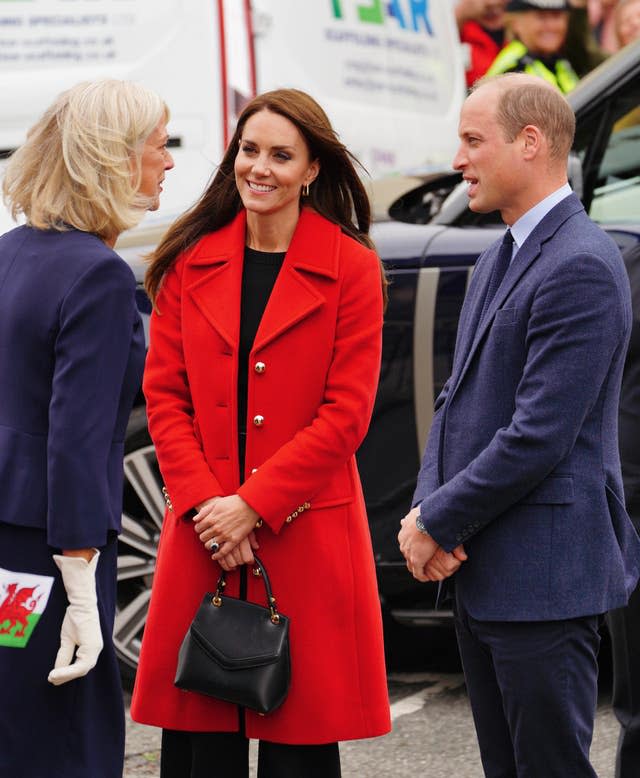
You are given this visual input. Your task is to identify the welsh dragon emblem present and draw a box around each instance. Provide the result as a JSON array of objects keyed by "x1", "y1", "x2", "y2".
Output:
[
  {"x1": 0, "y1": 583, "x2": 41, "y2": 638},
  {"x1": 0, "y1": 568, "x2": 54, "y2": 648}
]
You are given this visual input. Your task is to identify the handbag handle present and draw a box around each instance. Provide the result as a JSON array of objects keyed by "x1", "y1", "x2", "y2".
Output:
[{"x1": 212, "y1": 554, "x2": 282, "y2": 625}]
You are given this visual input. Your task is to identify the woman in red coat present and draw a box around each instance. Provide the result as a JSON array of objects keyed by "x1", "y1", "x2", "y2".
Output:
[{"x1": 131, "y1": 88, "x2": 391, "y2": 777}]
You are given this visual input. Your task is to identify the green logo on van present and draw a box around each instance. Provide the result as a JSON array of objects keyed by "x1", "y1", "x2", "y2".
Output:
[{"x1": 331, "y1": 0, "x2": 433, "y2": 34}]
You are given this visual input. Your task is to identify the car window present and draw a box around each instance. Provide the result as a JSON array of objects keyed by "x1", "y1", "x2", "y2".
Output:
[{"x1": 576, "y1": 77, "x2": 640, "y2": 225}]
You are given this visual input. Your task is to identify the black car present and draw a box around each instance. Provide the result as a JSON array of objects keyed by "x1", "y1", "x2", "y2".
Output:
[{"x1": 116, "y1": 40, "x2": 640, "y2": 676}]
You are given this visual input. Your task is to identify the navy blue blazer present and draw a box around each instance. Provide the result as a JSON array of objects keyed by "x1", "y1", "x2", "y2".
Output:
[
  {"x1": 413, "y1": 194, "x2": 640, "y2": 621},
  {"x1": 0, "y1": 226, "x2": 145, "y2": 549}
]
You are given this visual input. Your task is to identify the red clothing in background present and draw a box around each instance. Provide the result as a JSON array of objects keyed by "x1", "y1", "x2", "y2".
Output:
[{"x1": 461, "y1": 20, "x2": 504, "y2": 88}]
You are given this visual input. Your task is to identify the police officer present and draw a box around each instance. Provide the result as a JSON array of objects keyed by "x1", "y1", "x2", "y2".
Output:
[{"x1": 487, "y1": 0, "x2": 580, "y2": 93}]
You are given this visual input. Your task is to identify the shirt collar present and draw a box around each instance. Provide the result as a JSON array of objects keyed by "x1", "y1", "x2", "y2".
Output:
[{"x1": 509, "y1": 183, "x2": 573, "y2": 256}]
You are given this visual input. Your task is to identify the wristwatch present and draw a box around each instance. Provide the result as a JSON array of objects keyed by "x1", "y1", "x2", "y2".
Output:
[{"x1": 415, "y1": 513, "x2": 430, "y2": 535}]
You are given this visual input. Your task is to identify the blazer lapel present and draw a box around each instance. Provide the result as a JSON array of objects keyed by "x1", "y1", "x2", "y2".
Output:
[
  {"x1": 252, "y1": 208, "x2": 338, "y2": 353},
  {"x1": 452, "y1": 193, "x2": 584, "y2": 394},
  {"x1": 452, "y1": 248, "x2": 497, "y2": 375},
  {"x1": 186, "y1": 212, "x2": 246, "y2": 351},
  {"x1": 470, "y1": 238, "x2": 542, "y2": 353}
]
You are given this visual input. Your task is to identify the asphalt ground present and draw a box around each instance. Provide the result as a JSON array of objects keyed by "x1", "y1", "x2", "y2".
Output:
[{"x1": 123, "y1": 634, "x2": 622, "y2": 777}]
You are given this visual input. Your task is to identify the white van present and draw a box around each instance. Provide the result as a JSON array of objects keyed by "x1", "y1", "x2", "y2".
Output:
[{"x1": 0, "y1": 0, "x2": 465, "y2": 241}]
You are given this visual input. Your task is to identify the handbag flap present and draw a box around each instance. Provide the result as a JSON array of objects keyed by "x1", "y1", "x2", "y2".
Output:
[{"x1": 190, "y1": 594, "x2": 289, "y2": 670}]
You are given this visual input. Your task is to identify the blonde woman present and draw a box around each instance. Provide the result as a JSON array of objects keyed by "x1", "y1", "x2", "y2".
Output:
[{"x1": 0, "y1": 80, "x2": 173, "y2": 778}]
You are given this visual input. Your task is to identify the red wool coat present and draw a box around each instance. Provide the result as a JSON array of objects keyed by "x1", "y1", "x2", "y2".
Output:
[{"x1": 131, "y1": 208, "x2": 391, "y2": 743}]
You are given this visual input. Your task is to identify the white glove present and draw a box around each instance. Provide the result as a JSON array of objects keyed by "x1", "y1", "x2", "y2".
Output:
[{"x1": 48, "y1": 551, "x2": 104, "y2": 686}]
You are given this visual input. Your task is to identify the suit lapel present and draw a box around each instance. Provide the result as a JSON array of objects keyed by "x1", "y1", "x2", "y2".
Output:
[
  {"x1": 467, "y1": 237, "x2": 542, "y2": 357},
  {"x1": 452, "y1": 249, "x2": 496, "y2": 375},
  {"x1": 452, "y1": 194, "x2": 584, "y2": 394}
]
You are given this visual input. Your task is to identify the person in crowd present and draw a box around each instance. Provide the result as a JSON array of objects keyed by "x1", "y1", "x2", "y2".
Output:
[
  {"x1": 608, "y1": 242, "x2": 640, "y2": 778},
  {"x1": 616, "y1": 0, "x2": 640, "y2": 45},
  {"x1": 131, "y1": 87, "x2": 391, "y2": 778},
  {"x1": 609, "y1": 1, "x2": 640, "y2": 131},
  {"x1": 487, "y1": 0, "x2": 581, "y2": 92},
  {"x1": 565, "y1": 0, "x2": 610, "y2": 74},
  {"x1": 399, "y1": 73, "x2": 640, "y2": 777},
  {"x1": 589, "y1": 0, "x2": 623, "y2": 51},
  {"x1": 0, "y1": 80, "x2": 173, "y2": 777},
  {"x1": 456, "y1": 0, "x2": 509, "y2": 88},
  {"x1": 457, "y1": 0, "x2": 606, "y2": 89}
]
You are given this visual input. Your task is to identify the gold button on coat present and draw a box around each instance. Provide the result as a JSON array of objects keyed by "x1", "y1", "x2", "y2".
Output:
[
  {"x1": 253, "y1": 415, "x2": 264, "y2": 427},
  {"x1": 254, "y1": 361, "x2": 266, "y2": 373}
]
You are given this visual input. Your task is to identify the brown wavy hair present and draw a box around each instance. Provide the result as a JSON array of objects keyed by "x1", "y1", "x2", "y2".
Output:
[{"x1": 145, "y1": 88, "x2": 387, "y2": 306}]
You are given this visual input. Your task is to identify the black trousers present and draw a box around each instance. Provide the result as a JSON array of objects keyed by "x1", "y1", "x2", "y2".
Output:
[
  {"x1": 160, "y1": 729, "x2": 341, "y2": 778},
  {"x1": 455, "y1": 594, "x2": 600, "y2": 778},
  {"x1": 608, "y1": 580, "x2": 640, "y2": 778}
]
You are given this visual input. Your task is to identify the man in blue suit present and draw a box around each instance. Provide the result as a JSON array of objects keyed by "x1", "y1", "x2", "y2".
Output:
[{"x1": 398, "y1": 73, "x2": 640, "y2": 777}]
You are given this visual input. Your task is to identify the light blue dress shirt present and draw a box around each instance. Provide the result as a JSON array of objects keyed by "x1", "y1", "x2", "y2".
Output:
[{"x1": 508, "y1": 182, "x2": 573, "y2": 262}]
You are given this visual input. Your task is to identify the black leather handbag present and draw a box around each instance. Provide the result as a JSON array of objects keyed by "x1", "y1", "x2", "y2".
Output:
[{"x1": 174, "y1": 555, "x2": 291, "y2": 714}]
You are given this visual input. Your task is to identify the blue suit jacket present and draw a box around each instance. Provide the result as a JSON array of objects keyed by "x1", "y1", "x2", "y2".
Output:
[
  {"x1": 0, "y1": 226, "x2": 145, "y2": 549},
  {"x1": 413, "y1": 194, "x2": 640, "y2": 620}
]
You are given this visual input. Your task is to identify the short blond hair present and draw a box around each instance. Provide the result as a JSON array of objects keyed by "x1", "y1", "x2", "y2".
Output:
[
  {"x1": 3, "y1": 79, "x2": 168, "y2": 240},
  {"x1": 474, "y1": 73, "x2": 575, "y2": 161}
]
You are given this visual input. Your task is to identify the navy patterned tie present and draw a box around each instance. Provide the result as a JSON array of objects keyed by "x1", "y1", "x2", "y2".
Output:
[{"x1": 480, "y1": 229, "x2": 514, "y2": 324}]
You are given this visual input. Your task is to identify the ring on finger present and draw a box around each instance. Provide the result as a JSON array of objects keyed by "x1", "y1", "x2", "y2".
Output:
[{"x1": 209, "y1": 538, "x2": 220, "y2": 553}]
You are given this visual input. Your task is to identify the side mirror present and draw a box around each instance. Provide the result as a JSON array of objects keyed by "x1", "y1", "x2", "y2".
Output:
[
  {"x1": 387, "y1": 172, "x2": 463, "y2": 224},
  {"x1": 567, "y1": 152, "x2": 583, "y2": 201}
]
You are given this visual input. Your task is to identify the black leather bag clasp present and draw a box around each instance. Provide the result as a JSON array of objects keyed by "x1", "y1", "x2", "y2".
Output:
[{"x1": 174, "y1": 555, "x2": 290, "y2": 714}]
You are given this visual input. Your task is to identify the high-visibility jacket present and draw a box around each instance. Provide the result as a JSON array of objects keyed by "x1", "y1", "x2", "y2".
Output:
[{"x1": 486, "y1": 39, "x2": 579, "y2": 93}]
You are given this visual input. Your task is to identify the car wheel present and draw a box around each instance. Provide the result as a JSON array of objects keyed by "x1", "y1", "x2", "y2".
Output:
[{"x1": 115, "y1": 406, "x2": 164, "y2": 680}]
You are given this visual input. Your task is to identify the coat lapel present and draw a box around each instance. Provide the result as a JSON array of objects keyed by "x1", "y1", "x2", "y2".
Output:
[
  {"x1": 186, "y1": 212, "x2": 246, "y2": 351},
  {"x1": 252, "y1": 208, "x2": 338, "y2": 353},
  {"x1": 452, "y1": 194, "x2": 584, "y2": 394},
  {"x1": 185, "y1": 208, "x2": 339, "y2": 353}
]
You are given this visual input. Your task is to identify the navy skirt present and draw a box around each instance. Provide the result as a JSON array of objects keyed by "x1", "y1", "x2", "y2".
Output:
[{"x1": 0, "y1": 523, "x2": 124, "y2": 778}]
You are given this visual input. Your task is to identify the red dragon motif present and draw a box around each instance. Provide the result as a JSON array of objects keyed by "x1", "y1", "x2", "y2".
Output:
[{"x1": 0, "y1": 583, "x2": 41, "y2": 638}]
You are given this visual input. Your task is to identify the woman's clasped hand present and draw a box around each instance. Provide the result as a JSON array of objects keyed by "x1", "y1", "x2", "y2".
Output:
[{"x1": 193, "y1": 495, "x2": 260, "y2": 569}]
